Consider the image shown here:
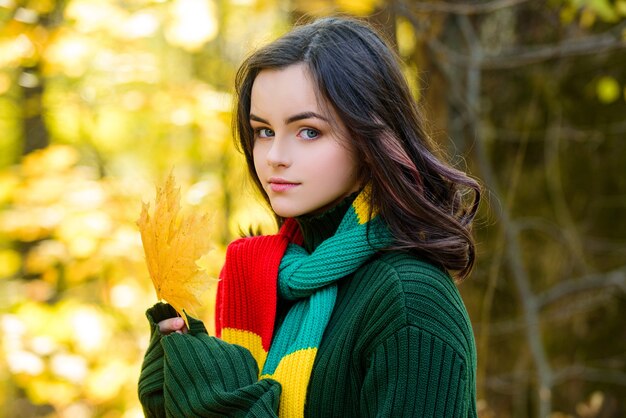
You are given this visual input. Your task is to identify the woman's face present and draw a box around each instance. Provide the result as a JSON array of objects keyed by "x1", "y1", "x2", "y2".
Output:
[{"x1": 251, "y1": 63, "x2": 361, "y2": 218}]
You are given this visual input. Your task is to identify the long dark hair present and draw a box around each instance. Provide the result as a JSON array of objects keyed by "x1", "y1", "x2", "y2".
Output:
[{"x1": 233, "y1": 16, "x2": 481, "y2": 280}]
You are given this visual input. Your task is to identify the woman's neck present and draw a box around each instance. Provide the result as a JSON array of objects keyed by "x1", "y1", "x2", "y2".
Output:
[{"x1": 295, "y1": 192, "x2": 358, "y2": 253}]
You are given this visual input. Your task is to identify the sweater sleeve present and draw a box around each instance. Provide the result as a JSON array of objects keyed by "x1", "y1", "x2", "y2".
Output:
[
  {"x1": 138, "y1": 303, "x2": 281, "y2": 418},
  {"x1": 359, "y1": 325, "x2": 470, "y2": 417}
]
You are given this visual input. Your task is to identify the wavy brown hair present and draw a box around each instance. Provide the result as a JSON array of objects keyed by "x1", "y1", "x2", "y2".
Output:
[{"x1": 233, "y1": 17, "x2": 480, "y2": 279}]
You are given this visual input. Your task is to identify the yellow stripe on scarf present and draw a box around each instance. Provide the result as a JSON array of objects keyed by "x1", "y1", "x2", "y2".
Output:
[
  {"x1": 353, "y1": 184, "x2": 374, "y2": 225},
  {"x1": 221, "y1": 328, "x2": 268, "y2": 374},
  {"x1": 261, "y1": 347, "x2": 317, "y2": 418}
]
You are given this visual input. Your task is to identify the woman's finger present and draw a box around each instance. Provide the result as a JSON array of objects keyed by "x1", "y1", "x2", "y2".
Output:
[{"x1": 158, "y1": 317, "x2": 185, "y2": 334}]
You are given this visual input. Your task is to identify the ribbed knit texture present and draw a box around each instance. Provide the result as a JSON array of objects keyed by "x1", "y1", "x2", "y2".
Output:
[
  {"x1": 139, "y1": 303, "x2": 281, "y2": 418},
  {"x1": 304, "y1": 253, "x2": 477, "y2": 417},
  {"x1": 138, "y1": 190, "x2": 478, "y2": 417}
]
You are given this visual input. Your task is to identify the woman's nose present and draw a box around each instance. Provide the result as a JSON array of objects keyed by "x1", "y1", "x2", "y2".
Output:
[{"x1": 266, "y1": 136, "x2": 291, "y2": 167}]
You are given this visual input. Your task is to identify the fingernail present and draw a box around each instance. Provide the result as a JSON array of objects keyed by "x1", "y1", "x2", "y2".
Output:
[{"x1": 175, "y1": 318, "x2": 183, "y2": 328}]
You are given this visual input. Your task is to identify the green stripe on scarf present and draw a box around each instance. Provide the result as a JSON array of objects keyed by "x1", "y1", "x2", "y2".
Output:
[{"x1": 262, "y1": 185, "x2": 394, "y2": 378}]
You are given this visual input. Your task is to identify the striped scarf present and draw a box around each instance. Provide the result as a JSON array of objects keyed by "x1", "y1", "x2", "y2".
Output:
[{"x1": 215, "y1": 187, "x2": 393, "y2": 417}]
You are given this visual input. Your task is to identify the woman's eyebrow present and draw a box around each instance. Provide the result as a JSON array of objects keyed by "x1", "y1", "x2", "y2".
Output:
[
  {"x1": 249, "y1": 112, "x2": 328, "y2": 125},
  {"x1": 249, "y1": 114, "x2": 269, "y2": 124},
  {"x1": 285, "y1": 112, "x2": 328, "y2": 124}
]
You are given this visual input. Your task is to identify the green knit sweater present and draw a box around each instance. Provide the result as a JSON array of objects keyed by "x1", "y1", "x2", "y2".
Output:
[{"x1": 138, "y1": 199, "x2": 478, "y2": 417}]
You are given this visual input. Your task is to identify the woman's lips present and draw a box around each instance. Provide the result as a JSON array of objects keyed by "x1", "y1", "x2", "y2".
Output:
[
  {"x1": 270, "y1": 183, "x2": 298, "y2": 192},
  {"x1": 268, "y1": 178, "x2": 299, "y2": 192}
]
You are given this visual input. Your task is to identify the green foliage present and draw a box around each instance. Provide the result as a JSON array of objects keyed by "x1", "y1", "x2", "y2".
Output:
[{"x1": 558, "y1": 0, "x2": 626, "y2": 24}]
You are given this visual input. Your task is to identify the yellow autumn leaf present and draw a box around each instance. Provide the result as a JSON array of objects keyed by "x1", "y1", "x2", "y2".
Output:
[{"x1": 137, "y1": 173, "x2": 212, "y2": 326}]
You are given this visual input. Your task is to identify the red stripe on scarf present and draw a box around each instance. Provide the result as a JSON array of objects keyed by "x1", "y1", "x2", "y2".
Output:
[{"x1": 215, "y1": 219, "x2": 302, "y2": 352}]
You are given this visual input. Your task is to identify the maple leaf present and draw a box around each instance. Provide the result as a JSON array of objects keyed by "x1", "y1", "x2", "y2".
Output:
[{"x1": 137, "y1": 173, "x2": 212, "y2": 327}]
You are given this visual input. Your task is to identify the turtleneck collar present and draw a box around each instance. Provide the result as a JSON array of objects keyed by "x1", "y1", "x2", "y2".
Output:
[{"x1": 295, "y1": 192, "x2": 359, "y2": 253}]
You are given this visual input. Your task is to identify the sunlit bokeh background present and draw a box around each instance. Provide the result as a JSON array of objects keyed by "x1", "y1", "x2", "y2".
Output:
[{"x1": 1, "y1": 0, "x2": 625, "y2": 417}]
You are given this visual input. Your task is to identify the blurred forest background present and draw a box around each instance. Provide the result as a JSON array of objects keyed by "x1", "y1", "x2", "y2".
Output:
[{"x1": 0, "y1": 0, "x2": 625, "y2": 417}]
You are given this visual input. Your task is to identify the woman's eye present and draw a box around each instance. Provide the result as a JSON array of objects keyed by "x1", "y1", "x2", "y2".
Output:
[
  {"x1": 255, "y1": 128, "x2": 274, "y2": 138},
  {"x1": 299, "y1": 128, "x2": 320, "y2": 140}
]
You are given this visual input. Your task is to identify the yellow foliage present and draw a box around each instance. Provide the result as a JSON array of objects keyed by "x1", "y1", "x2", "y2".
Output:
[
  {"x1": 28, "y1": 378, "x2": 77, "y2": 407},
  {"x1": 85, "y1": 360, "x2": 131, "y2": 402},
  {"x1": 0, "y1": 249, "x2": 21, "y2": 278},
  {"x1": 165, "y1": 0, "x2": 219, "y2": 51},
  {"x1": 596, "y1": 75, "x2": 620, "y2": 103},
  {"x1": 396, "y1": 17, "x2": 417, "y2": 58},
  {"x1": 580, "y1": 7, "x2": 597, "y2": 27},
  {"x1": 21, "y1": 145, "x2": 79, "y2": 177},
  {"x1": 0, "y1": 171, "x2": 18, "y2": 204},
  {"x1": 336, "y1": 0, "x2": 380, "y2": 15},
  {"x1": 0, "y1": 0, "x2": 281, "y2": 414},
  {"x1": 0, "y1": 73, "x2": 10, "y2": 94},
  {"x1": 137, "y1": 173, "x2": 213, "y2": 326}
]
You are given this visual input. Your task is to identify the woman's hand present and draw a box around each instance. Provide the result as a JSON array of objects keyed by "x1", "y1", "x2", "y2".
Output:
[{"x1": 158, "y1": 317, "x2": 188, "y2": 335}]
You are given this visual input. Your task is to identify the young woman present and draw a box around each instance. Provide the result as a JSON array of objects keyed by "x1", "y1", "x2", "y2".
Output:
[{"x1": 139, "y1": 16, "x2": 480, "y2": 417}]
